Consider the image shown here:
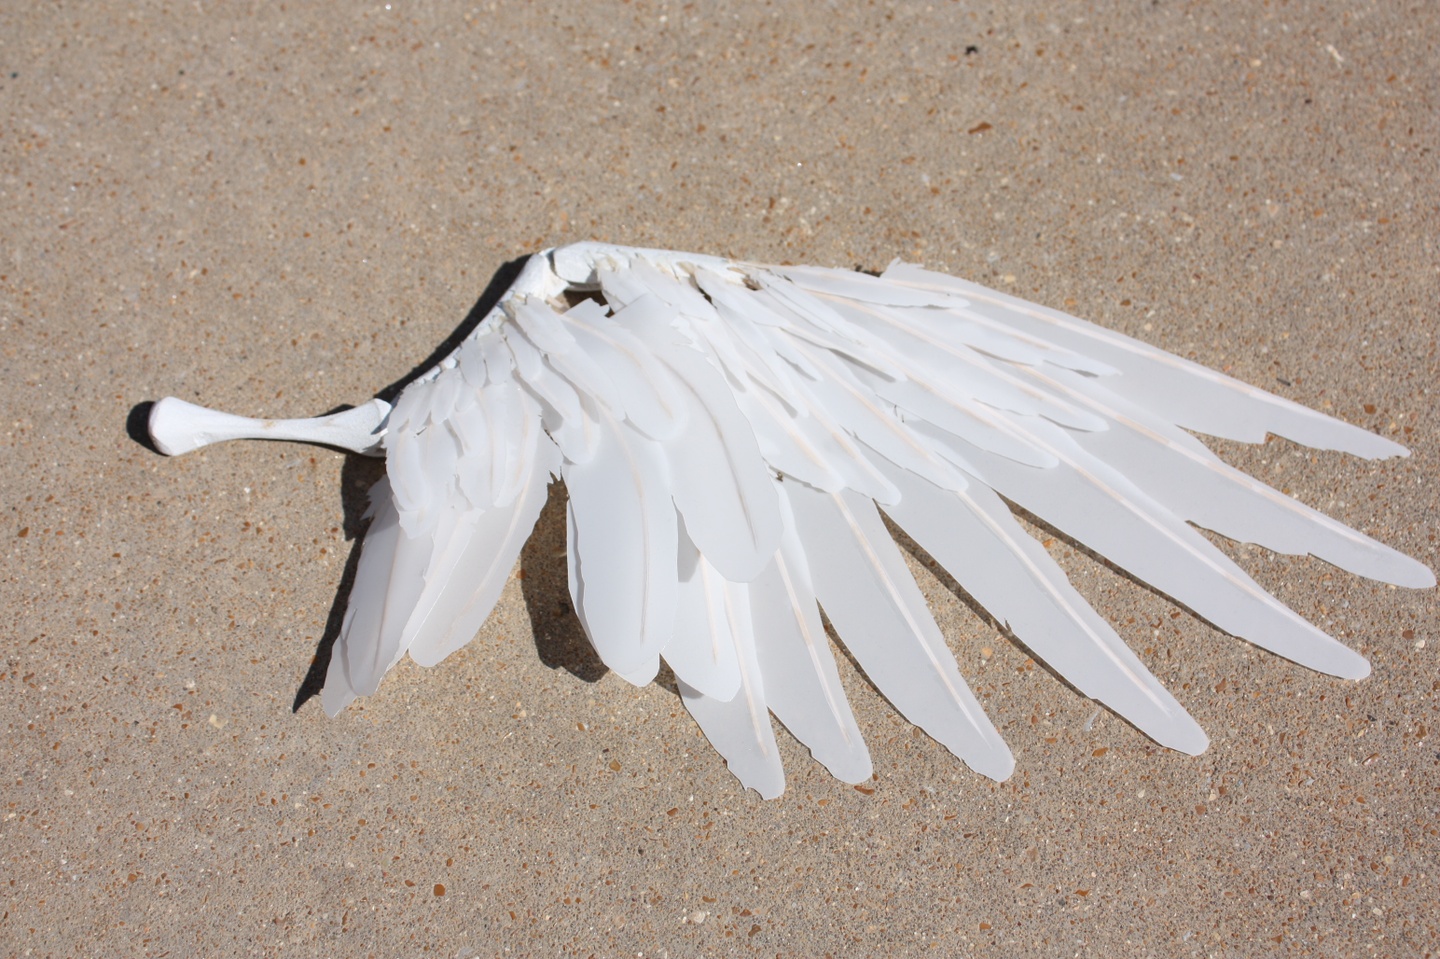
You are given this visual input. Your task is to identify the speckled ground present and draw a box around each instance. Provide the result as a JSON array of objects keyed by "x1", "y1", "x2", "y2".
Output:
[{"x1": 2, "y1": 2, "x2": 1436, "y2": 956}]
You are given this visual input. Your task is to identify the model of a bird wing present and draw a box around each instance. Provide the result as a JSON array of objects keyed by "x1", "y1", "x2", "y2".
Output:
[{"x1": 148, "y1": 242, "x2": 1433, "y2": 798}]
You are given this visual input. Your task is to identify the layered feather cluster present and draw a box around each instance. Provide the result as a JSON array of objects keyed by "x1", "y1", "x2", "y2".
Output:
[{"x1": 320, "y1": 243, "x2": 1432, "y2": 797}]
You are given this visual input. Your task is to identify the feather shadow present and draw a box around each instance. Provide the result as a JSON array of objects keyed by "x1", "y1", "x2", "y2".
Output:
[
  {"x1": 375, "y1": 254, "x2": 533, "y2": 402},
  {"x1": 520, "y1": 478, "x2": 610, "y2": 683}
]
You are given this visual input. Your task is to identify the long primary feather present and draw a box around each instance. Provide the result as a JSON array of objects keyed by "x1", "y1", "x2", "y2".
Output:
[
  {"x1": 664, "y1": 524, "x2": 744, "y2": 701},
  {"x1": 655, "y1": 342, "x2": 782, "y2": 582},
  {"x1": 943, "y1": 417, "x2": 1372, "y2": 678},
  {"x1": 751, "y1": 488, "x2": 873, "y2": 784},
  {"x1": 880, "y1": 261, "x2": 1409, "y2": 458},
  {"x1": 1043, "y1": 366, "x2": 1434, "y2": 588},
  {"x1": 322, "y1": 476, "x2": 411, "y2": 716},
  {"x1": 875, "y1": 460, "x2": 1209, "y2": 755},
  {"x1": 783, "y1": 479, "x2": 1015, "y2": 782},
  {"x1": 562, "y1": 405, "x2": 676, "y2": 684}
]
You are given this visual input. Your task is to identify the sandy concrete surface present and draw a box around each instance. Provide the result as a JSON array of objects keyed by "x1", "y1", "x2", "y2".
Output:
[{"x1": 2, "y1": 2, "x2": 1436, "y2": 956}]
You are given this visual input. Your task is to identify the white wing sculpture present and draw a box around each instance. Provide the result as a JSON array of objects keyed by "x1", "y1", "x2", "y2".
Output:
[{"x1": 149, "y1": 242, "x2": 1433, "y2": 798}]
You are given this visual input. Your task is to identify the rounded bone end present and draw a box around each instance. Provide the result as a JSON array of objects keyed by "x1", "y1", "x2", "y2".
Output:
[{"x1": 148, "y1": 396, "x2": 234, "y2": 456}]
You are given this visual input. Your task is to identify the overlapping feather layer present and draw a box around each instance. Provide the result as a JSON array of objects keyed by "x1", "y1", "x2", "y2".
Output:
[{"x1": 322, "y1": 244, "x2": 1432, "y2": 798}]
